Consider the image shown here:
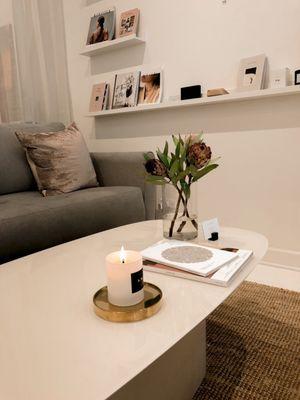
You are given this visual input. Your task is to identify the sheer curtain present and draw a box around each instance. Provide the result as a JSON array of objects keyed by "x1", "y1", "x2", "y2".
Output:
[
  {"x1": 12, "y1": 0, "x2": 72, "y2": 124},
  {"x1": 0, "y1": 24, "x2": 22, "y2": 123}
]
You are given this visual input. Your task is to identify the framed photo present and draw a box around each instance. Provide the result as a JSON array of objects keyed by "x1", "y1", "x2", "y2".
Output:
[
  {"x1": 117, "y1": 8, "x2": 140, "y2": 38},
  {"x1": 112, "y1": 71, "x2": 140, "y2": 109},
  {"x1": 86, "y1": 9, "x2": 115, "y2": 45},
  {"x1": 237, "y1": 54, "x2": 267, "y2": 91},
  {"x1": 138, "y1": 69, "x2": 162, "y2": 105}
]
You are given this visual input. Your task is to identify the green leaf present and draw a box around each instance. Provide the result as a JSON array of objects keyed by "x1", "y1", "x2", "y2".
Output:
[
  {"x1": 163, "y1": 141, "x2": 169, "y2": 156},
  {"x1": 189, "y1": 165, "x2": 199, "y2": 178},
  {"x1": 157, "y1": 149, "x2": 170, "y2": 168},
  {"x1": 169, "y1": 159, "x2": 180, "y2": 178},
  {"x1": 176, "y1": 171, "x2": 187, "y2": 181},
  {"x1": 207, "y1": 156, "x2": 221, "y2": 166},
  {"x1": 192, "y1": 164, "x2": 219, "y2": 182},
  {"x1": 180, "y1": 143, "x2": 185, "y2": 156},
  {"x1": 180, "y1": 180, "x2": 191, "y2": 199},
  {"x1": 146, "y1": 175, "x2": 167, "y2": 185},
  {"x1": 172, "y1": 135, "x2": 179, "y2": 147},
  {"x1": 175, "y1": 141, "x2": 180, "y2": 158},
  {"x1": 143, "y1": 152, "x2": 154, "y2": 162}
]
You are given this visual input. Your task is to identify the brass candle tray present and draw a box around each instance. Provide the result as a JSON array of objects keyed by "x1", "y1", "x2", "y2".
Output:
[{"x1": 93, "y1": 282, "x2": 163, "y2": 323}]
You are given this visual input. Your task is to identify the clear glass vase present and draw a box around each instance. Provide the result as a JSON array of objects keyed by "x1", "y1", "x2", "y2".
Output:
[{"x1": 158, "y1": 185, "x2": 198, "y2": 241}]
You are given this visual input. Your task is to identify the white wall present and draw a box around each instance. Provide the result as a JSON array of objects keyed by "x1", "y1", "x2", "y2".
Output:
[{"x1": 63, "y1": 0, "x2": 300, "y2": 266}]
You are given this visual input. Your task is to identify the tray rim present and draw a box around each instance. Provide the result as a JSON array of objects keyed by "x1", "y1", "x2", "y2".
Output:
[{"x1": 93, "y1": 282, "x2": 163, "y2": 322}]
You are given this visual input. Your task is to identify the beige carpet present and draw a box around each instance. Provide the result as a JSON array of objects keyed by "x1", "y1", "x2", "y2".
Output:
[{"x1": 193, "y1": 282, "x2": 300, "y2": 400}]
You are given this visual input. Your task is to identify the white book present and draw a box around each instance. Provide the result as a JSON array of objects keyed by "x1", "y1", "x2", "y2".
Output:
[
  {"x1": 143, "y1": 248, "x2": 253, "y2": 287},
  {"x1": 141, "y1": 240, "x2": 238, "y2": 277},
  {"x1": 112, "y1": 71, "x2": 140, "y2": 109}
]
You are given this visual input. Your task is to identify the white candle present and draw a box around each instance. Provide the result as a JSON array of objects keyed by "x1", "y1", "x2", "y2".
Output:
[{"x1": 106, "y1": 246, "x2": 144, "y2": 307}]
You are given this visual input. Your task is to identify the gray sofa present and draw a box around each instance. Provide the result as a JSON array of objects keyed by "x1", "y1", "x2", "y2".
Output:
[{"x1": 0, "y1": 122, "x2": 156, "y2": 264}]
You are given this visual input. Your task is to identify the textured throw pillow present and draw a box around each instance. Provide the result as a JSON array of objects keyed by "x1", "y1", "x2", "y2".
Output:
[{"x1": 15, "y1": 122, "x2": 99, "y2": 196}]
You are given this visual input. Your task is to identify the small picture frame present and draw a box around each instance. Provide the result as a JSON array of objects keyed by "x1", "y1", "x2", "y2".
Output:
[
  {"x1": 237, "y1": 54, "x2": 267, "y2": 91},
  {"x1": 86, "y1": 9, "x2": 115, "y2": 45},
  {"x1": 138, "y1": 69, "x2": 162, "y2": 105},
  {"x1": 269, "y1": 68, "x2": 290, "y2": 89},
  {"x1": 112, "y1": 71, "x2": 140, "y2": 109},
  {"x1": 117, "y1": 9, "x2": 140, "y2": 38}
]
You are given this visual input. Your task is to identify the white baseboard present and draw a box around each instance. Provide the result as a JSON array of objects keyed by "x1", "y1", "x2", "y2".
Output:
[{"x1": 262, "y1": 247, "x2": 300, "y2": 270}]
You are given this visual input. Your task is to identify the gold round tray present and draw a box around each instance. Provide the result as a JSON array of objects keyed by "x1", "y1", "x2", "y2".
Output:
[{"x1": 93, "y1": 282, "x2": 162, "y2": 323}]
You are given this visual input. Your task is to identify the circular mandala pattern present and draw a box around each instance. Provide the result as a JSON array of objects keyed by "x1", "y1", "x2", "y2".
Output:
[{"x1": 161, "y1": 246, "x2": 213, "y2": 263}]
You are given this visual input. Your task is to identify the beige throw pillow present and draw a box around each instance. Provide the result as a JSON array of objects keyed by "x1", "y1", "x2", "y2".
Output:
[{"x1": 16, "y1": 123, "x2": 99, "y2": 196}]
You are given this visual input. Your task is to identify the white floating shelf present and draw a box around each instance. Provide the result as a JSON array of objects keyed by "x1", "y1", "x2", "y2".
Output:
[
  {"x1": 80, "y1": 35, "x2": 145, "y2": 57},
  {"x1": 86, "y1": 86, "x2": 300, "y2": 118}
]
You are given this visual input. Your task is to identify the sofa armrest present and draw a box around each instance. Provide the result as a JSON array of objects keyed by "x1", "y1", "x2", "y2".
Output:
[{"x1": 91, "y1": 152, "x2": 156, "y2": 220}]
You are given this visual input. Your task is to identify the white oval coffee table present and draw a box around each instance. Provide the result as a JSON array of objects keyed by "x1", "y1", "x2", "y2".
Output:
[{"x1": 0, "y1": 220, "x2": 268, "y2": 400}]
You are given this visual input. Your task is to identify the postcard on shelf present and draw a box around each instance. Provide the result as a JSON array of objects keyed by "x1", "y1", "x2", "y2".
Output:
[
  {"x1": 112, "y1": 71, "x2": 140, "y2": 109},
  {"x1": 89, "y1": 83, "x2": 109, "y2": 112},
  {"x1": 201, "y1": 218, "x2": 220, "y2": 240},
  {"x1": 237, "y1": 54, "x2": 267, "y2": 91},
  {"x1": 138, "y1": 69, "x2": 162, "y2": 105},
  {"x1": 86, "y1": 8, "x2": 116, "y2": 45},
  {"x1": 141, "y1": 240, "x2": 238, "y2": 277},
  {"x1": 143, "y1": 248, "x2": 253, "y2": 287},
  {"x1": 117, "y1": 8, "x2": 140, "y2": 38}
]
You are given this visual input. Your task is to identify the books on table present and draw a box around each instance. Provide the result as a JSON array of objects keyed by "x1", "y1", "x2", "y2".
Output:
[{"x1": 141, "y1": 240, "x2": 253, "y2": 287}]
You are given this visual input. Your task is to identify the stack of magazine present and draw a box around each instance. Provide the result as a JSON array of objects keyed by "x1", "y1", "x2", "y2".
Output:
[{"x1": 141, "y1": 240, "x2": 253, "y2": 287}]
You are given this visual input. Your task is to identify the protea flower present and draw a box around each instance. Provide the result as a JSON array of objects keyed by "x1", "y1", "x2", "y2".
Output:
[
  {"x1": 185, "y1": 133, "x2": 202, "y2": 145},
  {"x1": 145, "y1": 158, "x2": 166, "y2": 176},
  {"x1": 188, "y1": 142, "x2": 212, "y2": 169}
]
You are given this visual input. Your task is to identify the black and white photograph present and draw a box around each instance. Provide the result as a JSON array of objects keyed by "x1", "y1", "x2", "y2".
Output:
[
  {"x1": 138, "y1": 70, "x2": 162, "y2": 105},
  {"x1": 117, "y1": 8, "x2": 140, "y2": 38},
  {"x1": 112, "y1": 71, "x2": 140, "y2": 109},
  {"x1": 86, "y1": 9, "x2": 115, "y2": 45},
  {"x1": 237, "y1": 54, "x2": 267, "y2": 91}
]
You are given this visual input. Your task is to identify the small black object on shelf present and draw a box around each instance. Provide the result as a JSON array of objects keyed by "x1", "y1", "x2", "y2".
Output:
[
  {"x1": 181, "y1": 85, "x2": 202, "y2": 100},
  {"x1": 208, "y1": 232, "x2": 219, "y2": 241},
  {"x1": 295, "y1": 69, "x2": 300, "y2": 85}
]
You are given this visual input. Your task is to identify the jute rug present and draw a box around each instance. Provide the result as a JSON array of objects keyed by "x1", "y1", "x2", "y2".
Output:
[{"x1": 193, "y1": 282, "x2": 300, "y2": 400}]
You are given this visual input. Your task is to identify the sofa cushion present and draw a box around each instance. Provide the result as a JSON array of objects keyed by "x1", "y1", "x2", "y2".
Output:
[
  {"x1": 0, "y1": 122, "x2": 65, "y2": 195},
  {"x1": 15, "y1": 122, "x2": 99, "y2": 196},
  {"x1": 0, "y1": 186, "x2": 145, "y2": 264}
]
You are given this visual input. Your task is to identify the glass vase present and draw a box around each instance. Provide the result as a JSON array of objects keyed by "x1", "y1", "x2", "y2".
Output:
[{"x1": 159, "y1": 185, "x2": 198, "y2": 241}]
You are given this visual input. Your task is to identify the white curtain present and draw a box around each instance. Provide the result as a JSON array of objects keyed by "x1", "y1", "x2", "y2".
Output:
[
  {"x1": 0, "y1": 24, "x2": 22, "y2": 123},
  {"x1": 12, "y1": 0, "x2": 73, "y2": 124}
]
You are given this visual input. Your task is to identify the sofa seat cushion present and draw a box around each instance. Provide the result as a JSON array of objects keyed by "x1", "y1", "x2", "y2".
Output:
[
  {"x1": 0, "y1": 186, "x2": 145, "y2": 263},
  {"x1": 0, "y1": 122, "x2": 65, "y2": 195}
]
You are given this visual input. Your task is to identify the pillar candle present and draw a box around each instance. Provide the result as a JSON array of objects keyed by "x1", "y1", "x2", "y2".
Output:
[{"x1": 106, "y1": 247, "x2": 144, "y2": 307}]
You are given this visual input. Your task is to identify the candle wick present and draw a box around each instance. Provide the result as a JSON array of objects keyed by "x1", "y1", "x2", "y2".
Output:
[{"x1": 122, "y1": 260, "x2": 125, "y2": 264}]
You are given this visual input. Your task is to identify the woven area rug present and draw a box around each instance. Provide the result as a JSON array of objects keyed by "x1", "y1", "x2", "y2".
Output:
[{"x1": 193, "y1": 281, "x2": 300, "y2": 400}]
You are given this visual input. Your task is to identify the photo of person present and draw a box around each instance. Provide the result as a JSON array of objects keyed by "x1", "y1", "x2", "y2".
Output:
[
  {"x1": 138, "y1": 71, "x2": 162, "y2": 105},
  {"x1": 86, "y1": 9, "x2": 115, "y2": 45}
]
